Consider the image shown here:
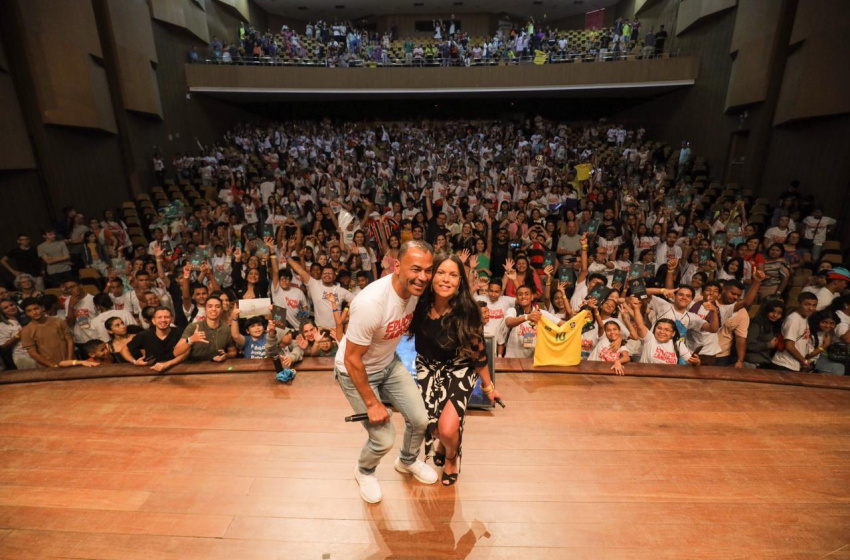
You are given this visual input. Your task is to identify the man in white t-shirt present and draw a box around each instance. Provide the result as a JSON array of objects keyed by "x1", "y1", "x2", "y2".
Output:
[
  {"x1": 802, "y1": 208, "x2": 837, "y2": 261},
  {"x1": 814, "y1": 268, "x2": 849, "y2": 311},
  {"x1": 270, "y1": 267, "x2": 307, "y2": 331},
  {"x1": 333, "y1": 241, "x2": 438, "y2": 503},
  {"x1": 474, "y1": 281, "x2": 515, "y2": 354},
  {"x1": 62, "y1": 279, "x2": 100, "y2": 348},
  {"x1": 286, "y1": 258, "x2": 353, "y2": 330},
  {"x1": 771, "y1": 292, "x2": 819, "y2": 371},
  {"x1": 89, "y1": 294, "x2": 137, "y2": 343},
  {"x1": 646, "y1": 285, "x2": 719, "y2": 343}
]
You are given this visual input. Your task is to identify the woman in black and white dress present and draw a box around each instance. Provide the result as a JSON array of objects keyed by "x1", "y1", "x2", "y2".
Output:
[{"x1": 409, "y1": 253, "x2": 501, "y2": 486}]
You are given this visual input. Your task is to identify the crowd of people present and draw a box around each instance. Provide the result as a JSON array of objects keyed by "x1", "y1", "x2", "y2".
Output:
[
  {"x1": 0, "y1": 116, "x2": 847, "y2": 378},
  {"x1": 188, "y1": 16, "x2": 669, "y2": 67}
]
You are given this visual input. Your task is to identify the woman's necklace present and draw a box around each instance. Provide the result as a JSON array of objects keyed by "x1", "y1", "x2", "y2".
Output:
[{"x1": 430, "y1": 303, "x2": 451, "y2": 319}]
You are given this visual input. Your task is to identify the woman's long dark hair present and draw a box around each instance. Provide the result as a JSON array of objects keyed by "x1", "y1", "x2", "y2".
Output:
[
  {"x1": 754, "y1": 298, "x2": 784, "y2": 336},
  {"x1": 409, "y1": 253, "x2": 483, "y2": 359}
]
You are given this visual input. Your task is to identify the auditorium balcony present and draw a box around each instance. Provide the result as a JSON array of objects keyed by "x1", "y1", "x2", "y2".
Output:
[{"x1": 185, "y1": 55, "x2": 699, "y2": 101}]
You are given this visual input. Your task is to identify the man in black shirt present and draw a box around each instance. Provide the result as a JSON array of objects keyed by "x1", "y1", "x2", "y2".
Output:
[
  {"x1": 2, "y1": 234, "x2": 44, "y2": 290},
  {"x1": 655, "y1": 25, "x2": 668, "y2": 55},
  {"x1": 122, "y1": 307, "x2": 187, "y2": 373},
  {"x1": 425, "y1": 211, "x2": 449, "y2": 245},
  {"x1": 489, "y1": 227, "x2": 512, "y2": 282}
]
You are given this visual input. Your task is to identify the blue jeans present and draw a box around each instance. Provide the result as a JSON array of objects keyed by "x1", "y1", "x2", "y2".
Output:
[
  {"x1": 815, "y1": 354, "x2": 846, "y2": 375},
  {"x1": 335, "y1": 355, "x2": 428, "y2": 474}
]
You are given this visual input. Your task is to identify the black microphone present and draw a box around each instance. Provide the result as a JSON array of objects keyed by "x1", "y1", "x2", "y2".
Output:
[
  {"x1": 345, "y1": 409, "x2": 393, "y2": 422},
  {"x1": 494, "y1": 398, "x2": 506, "y2": 408}
]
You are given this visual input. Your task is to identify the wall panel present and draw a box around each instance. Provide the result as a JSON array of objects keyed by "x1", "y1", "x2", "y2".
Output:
[
  {"x1": 17, "y1": 0, "x2": 117, "y2": 132},
  {"x1": 773, "y1": 0, "x2": 850, "y2": 124},
  {"x1": 0, "y1": 25, "x2": 35, "y2": 171},
  {"x1": 150, "y1": 0, "x2": 211, "y2": 43},
  {"x1": 214, "y1": 0, "x2": 251, "y2": 23},
  {"x1": 724, "y1": 0, "x2": 782, "y2": 111},
  {"x1": 108, "y1": 0, "x2": 162, "y2": 117},
  {"x1": 676, "y1": 0, "x2": 736, "y2": 35}
]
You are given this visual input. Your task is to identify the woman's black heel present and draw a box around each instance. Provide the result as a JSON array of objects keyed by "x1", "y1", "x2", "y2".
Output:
[
  {"x1": 433, "y1": 441, "x2": 446, "y2": 467},
  {"x1": 441, "y1": 455, "x2": 460, "y2": 486}
]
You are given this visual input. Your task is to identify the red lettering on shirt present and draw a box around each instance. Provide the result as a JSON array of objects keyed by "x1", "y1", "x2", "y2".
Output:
[
  {"x1": 383, "y1": 313, "x2": 413, "y2": 340},
  {"x1": 285, "y1": 297, "x2": 299, "y2": 310},
  {"x1": 653, "y1": 347, "x2": 677, "y2": 364},
  {"x1": 599, "y1": 346, "x2": 620, "y2": 362},
  {"x1": 489, "y1": 308, "x2": 505, "y2": 320}
]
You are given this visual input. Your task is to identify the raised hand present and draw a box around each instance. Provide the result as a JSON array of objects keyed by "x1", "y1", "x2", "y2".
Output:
[
  {"x1": 189, "y1": 329, "x2": 208, "y2": 345},
  {"x1": 543, "y1": 264, "x2": 554, "y2": 277},
  {"x1": 296, "y1": 334, "x2": 309, "y2": 350},
  {"x1": 468, "y1": 254, "x2": 479, "y2": 270},
  {"x1": 457, "y1": 249, "x2": 471, "y2": 264},
  {"x1": 263, "y1": 236, "x2": 276, "y2": 249}
]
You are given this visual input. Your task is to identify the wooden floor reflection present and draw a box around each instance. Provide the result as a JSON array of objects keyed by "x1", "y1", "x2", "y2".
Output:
[{"x1": 0, "y1": 368, "x2": 849, "y2": 559}]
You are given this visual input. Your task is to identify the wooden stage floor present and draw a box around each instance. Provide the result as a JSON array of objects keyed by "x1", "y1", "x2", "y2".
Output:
[{"x1": 0, "y1": 365, "x2": 849, "y2": 559}]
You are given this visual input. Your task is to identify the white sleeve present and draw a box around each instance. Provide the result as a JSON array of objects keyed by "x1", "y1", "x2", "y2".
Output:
[{"x1": 344, "y1": 298, "x2": 384, "y2": 347}]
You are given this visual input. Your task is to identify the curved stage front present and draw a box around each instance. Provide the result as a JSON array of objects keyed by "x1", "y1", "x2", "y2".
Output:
[{"x1": 1, "y1": 359, "x2": 848, "y2": 559}]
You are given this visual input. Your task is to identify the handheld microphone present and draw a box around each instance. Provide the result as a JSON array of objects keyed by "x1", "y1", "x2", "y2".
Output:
[
  {"x1": 494, "y1": 398, "x2": 506, "y2": 408},
  {"x1": 345, "y1": 409, "x2": 393, "y2": 422}
]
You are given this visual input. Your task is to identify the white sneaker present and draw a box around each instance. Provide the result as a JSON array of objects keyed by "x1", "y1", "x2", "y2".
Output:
[
  {"x1": 394, "y1": 457, "x2": 438, "y2": 485},
  {"x1": 354, "y1": 466, "x2": 382, "y2": 503}
]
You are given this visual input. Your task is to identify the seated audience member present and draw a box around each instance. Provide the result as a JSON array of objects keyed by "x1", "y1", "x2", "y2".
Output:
[
  {"x1": 0, "y1": 298, "x2": 37, "y2": 370},
  {"x1": 771, "y1": 292, "x2": 819, "y2": 372},
  {"x1": 266, "y1": 318, "x2": 303, "y2": 368},
  {"x1": 587, "y1": 300, "x2": 637, "y2": 375},
  {"x1": 307, "y1": 327, "x2": 339, "y2": 357},
  {"x1": 230, "y1": 313, "x2": 269, "y2": 359},
  {"x1": 62, "y1": 279, "x2": 100, "y2": 354},
  {"x1": 19, "y1": 298, "x2": 78, "y2": 368},
  {"x1": 83, "y1": 339, "x2": 114, "y2": 364},
  {"x1": 814, "y1": 267, "x2": 849, "y2": 311},
  {"x1": 90, "y1": 294, "x2": 137, "y2": 343},
  {"x1": 630, "y1": 297, "x2": 700, "y2": 366},
  {"x1": 744, "y1": 299, "x2": 785, "y2": 368},
  {"x1": 103, "y1": 317, "x2": 136, "y2": 361},
  {"x1": 173, "y1": 295, "x2": 237, "y2": 362},
  {"x1": 808, "y1": 310, "x2": 844, "y2": 375},
  {"x1": 122, "y1": 307, "x2": 187, "y2": 373}
]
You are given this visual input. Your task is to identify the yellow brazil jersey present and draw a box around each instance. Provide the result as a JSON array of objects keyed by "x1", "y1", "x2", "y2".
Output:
[
  {"x1": 533, "y1": 310, "x2": 590, "y2": 367},
  {"x1": 574, "y1": 163, "x2": 593, "y2": 183}
]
